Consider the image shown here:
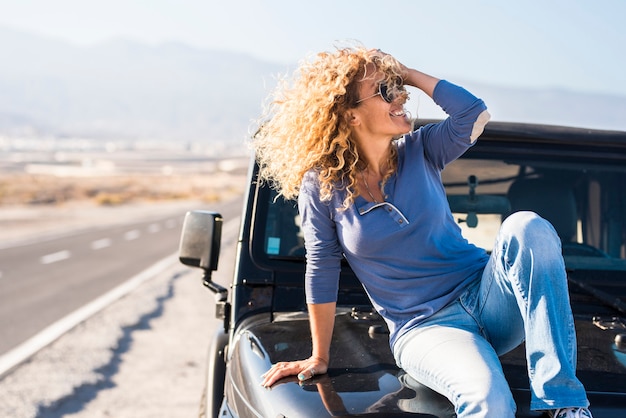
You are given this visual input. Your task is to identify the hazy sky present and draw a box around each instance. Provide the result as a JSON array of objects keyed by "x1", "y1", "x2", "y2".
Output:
[{"x1": 1, "y1": 0, "x2": 624, "y2": 96}]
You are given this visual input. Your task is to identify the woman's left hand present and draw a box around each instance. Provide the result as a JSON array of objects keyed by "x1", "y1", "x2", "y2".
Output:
[{"x1": 261, "y1": 356, "x2": 328, "y2": 388}]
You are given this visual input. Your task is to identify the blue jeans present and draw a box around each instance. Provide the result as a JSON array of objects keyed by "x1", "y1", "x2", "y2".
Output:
[{"x1": 393, "y1": 211, "x2": 589, "y2": 417}]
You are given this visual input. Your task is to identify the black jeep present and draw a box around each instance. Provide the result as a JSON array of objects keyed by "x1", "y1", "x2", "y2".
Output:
[{"x1": 179, "y1": 121, "x2": 626, "y2": 417}]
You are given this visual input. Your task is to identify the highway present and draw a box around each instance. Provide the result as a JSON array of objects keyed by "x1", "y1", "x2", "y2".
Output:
[{"x1": 0, "y1": 196, "x2": 243, "y2": 356}]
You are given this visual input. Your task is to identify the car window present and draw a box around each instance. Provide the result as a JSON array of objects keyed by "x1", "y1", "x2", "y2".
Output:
[
  {"x1": 442, "y1": 156, "x2": 626, "y2": 270},
  {"x1": 262, "y1": 189, "x2": 304, "y2": 258},
  {"x1": 260, "y1": 154, "x2": 626, "y2": 271}
]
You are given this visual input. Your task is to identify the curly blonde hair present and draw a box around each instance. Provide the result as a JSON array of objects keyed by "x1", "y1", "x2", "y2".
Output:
[{"x1": 252, "y1": 45, "x2": 406, "y2": 208}]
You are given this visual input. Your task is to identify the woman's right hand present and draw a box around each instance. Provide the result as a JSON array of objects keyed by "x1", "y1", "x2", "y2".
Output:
[
  {"x1": 370, "y1": 49, "x2": 438, "y2": 97},
  {"x1": 260, "y1": 355, "x2": 328, "y2": 388}
]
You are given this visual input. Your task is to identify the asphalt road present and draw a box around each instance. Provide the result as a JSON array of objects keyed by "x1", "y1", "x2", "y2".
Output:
[
  {"x1": 0, "y1": 205, "x2": 242, "y2": 418},
  {"x1": 0, "y1": 196, "x2": 243, "y2": 356}
]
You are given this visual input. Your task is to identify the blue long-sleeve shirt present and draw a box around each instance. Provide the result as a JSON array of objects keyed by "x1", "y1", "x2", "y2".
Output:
[{"x1": 298, "y1": 80, "x2": 491, "y2": 349}]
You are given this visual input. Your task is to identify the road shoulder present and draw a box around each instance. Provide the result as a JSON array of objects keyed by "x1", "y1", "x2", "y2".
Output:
[{"x1": 0, "y1": 257, "x2": 221, "y2": 418}]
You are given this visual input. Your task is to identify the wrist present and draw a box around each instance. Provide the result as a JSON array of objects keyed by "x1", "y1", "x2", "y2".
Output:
[{"x1": 311, "y1": 355, "x2": 329, "y2": 365}]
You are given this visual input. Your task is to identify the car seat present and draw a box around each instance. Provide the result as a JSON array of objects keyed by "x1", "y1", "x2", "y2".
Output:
[{"x1": 507, "y1": 177, "x2": 607, "y2": 257}]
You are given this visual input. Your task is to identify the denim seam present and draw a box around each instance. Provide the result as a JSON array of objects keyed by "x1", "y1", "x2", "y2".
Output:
[{"x1": 459, "y1": 290, "x2": 486, "y2": 340}]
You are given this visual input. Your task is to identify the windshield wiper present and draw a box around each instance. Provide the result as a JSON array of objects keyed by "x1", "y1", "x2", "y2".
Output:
[{"x1": 568, "y1": 275, "x2": 626, "y2": 315}]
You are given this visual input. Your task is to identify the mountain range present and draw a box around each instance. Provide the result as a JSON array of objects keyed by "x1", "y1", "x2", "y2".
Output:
[{"x1": 0, "y1": 26, "x2": 624, "y2": 144}]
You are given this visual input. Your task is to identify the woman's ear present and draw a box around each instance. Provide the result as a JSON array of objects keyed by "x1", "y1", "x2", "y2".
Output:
[{"x1": 346, "y1": 110, "x2": 360, "y2": 126}]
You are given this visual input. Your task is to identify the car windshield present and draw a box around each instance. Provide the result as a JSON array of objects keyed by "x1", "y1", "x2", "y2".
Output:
[
  {"x1": 442, "y1": 156, "x2": 626, "y2": 271},
  {"x1": 260, "y1": 148, "x2": 626, "y2": 271}
]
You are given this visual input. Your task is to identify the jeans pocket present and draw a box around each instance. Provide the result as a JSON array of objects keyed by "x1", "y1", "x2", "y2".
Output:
[
  {"x1": 459, "y1": 279, "x2": 480, "y2": 313},
  {"x1": 459, "y1": 279, "x2": 485, "y2": 336}
]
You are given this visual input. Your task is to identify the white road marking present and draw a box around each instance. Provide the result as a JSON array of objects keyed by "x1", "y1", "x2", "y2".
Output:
[
  {"x1": 40, "y1": 250, "x2": 71, "y2": 264},
  {"x1": 91, "y1": 238, "x2": 112, "y2": 250},
  {"x1": 147, "y1": 223, "x2": 161, "y2": 233},
  {"x1": 0, "y1": 217, "x2": 239, "y2": 378},
  {"x1": 124, "y1": 230, "x2": 141, "y2": 241},
  {"x1": 0, "y1": 253, "x2": 180, "y2": 378}
]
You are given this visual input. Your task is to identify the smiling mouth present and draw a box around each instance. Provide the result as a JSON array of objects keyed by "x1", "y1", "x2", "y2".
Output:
[{"x1": 390, "y1": 108, "x2": 407, "y2": 117}]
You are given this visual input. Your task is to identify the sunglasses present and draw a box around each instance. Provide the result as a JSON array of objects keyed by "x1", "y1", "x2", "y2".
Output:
[{"x1": 355, "y1": 80, "x2": 406, "y2": 104}]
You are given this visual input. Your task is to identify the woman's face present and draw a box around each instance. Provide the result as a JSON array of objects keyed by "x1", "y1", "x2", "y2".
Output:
[{"x1": 351, "y1": 72, "x2": 412, "y2": 141}]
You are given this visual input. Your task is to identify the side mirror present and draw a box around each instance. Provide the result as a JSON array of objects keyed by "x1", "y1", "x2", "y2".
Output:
[
  {"x1": 179, "y1": 210, "x2": 227, "y2": 302},
  {"x1": 179, "y1": 210, "x2": 222, "y2": 271}
]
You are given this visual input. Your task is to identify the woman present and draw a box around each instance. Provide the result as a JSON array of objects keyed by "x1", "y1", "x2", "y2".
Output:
[{"x1": 254, "y1": 45, "x2": 591, "y2": 418}]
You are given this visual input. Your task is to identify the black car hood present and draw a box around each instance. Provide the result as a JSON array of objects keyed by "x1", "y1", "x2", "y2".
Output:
[{"x1": 224, "y1": 306, "x2": 626, "y2": 417}]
